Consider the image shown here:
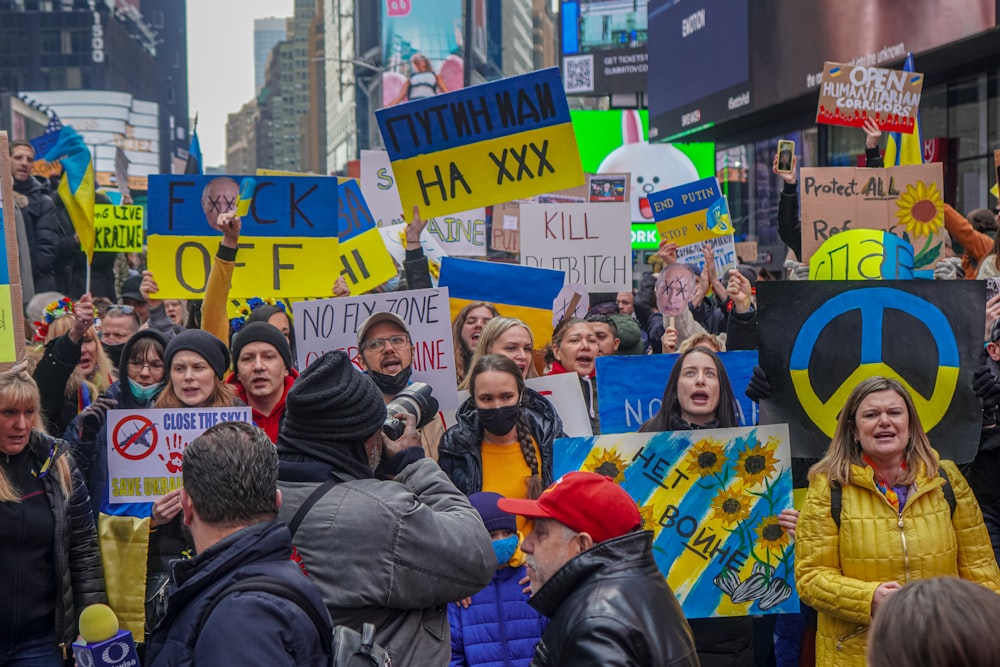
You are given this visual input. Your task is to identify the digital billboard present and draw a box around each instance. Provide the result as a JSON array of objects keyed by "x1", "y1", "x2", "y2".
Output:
[
  {"x1": 381, "y1": 0, "x2": 464, "y2": 108},
  {"x1": 561, "y1": 0, "x2": 648, "y2": 96}
]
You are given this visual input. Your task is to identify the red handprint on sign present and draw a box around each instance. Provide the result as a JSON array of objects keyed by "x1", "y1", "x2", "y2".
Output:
[{"x1": 157, "y1": 433, "x2": 186, "y2": 474}]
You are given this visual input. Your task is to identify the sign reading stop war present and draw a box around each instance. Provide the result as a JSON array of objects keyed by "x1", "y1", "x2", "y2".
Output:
[
  {"x1": 376, "y1": 67, "x2": 584, "y2": 220},
  {"x1": 799, "y1": 163, "x2": 945, "y2": 273},
  {"x1": 519, "y1": 202, "x2": 632, "y2": 291},
  {"x1": 292, "y1": 287, "x2": 459, "y2": 410},
  {"x1": 107, "y1": 407, "x2": 251, "y2": 504},
  {"x1": 94, "y1": 204, "x2": 143, "y2": 252},
  {"x1": 756, "y1": 280, "x2": 984, "y2": 463},
  {"x1": 816, "y1": 62, "x2": 924, "y2": 134}
]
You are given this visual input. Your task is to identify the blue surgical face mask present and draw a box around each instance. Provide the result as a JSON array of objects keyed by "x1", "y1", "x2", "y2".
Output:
[
  {"x1": 492, "y1": 534, "x2": 519, "y2": 567},
  {"x1": 128, "y1": 377, "x2": 163, "y2": 403},
  {"x1": 383, "y1": 274, "x2": 401, "y2": 292}
]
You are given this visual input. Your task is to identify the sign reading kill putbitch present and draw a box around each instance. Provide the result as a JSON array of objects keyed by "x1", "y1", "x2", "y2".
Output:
[
  {"x1": 107, "y1": 407, "x2": 251, "y2": 504},
  {"x1": 555, "y1": 426, "x2": 797, "y2": 619},
  {"x1": 376, "y1": 67, "x2": 585, "y2": 220},
  {"x1": 756, "y1": 280, "x2": 984, "y2": 463},
  {"x1": 293, "y1": 287, "x2": 459, "y2": 410},
  {"x1": 816, "y1": 62, "x2": 924, "y2": 134}
]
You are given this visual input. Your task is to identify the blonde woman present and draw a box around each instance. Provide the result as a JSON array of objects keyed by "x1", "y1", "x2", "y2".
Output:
[
  {"x1": 459, "y1": 317, "x2": 539, "y2": 391},
  {"x1": 0, "y1": 367, "x2": 105, "y2": 663}
]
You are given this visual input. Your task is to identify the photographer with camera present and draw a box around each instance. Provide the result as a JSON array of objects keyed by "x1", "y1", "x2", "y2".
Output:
[
  {"x1": 275, "y1": 350, "x2": 495, "y2": 667},
  {"x1": 357, "y1": 312, "x2": 446, "y2": 460}
]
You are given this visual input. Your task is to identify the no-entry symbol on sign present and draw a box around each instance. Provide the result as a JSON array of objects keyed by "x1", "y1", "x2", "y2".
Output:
[{"x1": 112, "y1": 415, "x2": 158, "y2": 461}]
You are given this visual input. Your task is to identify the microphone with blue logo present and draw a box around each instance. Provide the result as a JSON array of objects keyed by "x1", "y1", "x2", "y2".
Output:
[{"x1": 73, "y1": 604, "x2": 140, "y2": 667}]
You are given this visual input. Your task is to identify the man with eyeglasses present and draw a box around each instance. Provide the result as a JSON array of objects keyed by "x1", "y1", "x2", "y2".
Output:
[{"x1": 357, "y1": 312, "x2": 445, "y2": 460}]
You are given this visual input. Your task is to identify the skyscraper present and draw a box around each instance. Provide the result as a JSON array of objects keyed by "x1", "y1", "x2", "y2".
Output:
[{"x1": 254, "y1": 17, "x2": 288, "y2": 93}]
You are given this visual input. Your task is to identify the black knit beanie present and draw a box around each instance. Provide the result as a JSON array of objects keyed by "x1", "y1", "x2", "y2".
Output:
[
  {"x1": 232, "y1": 322, "x2": 293, "y2": 370},
  {"x1": 282, "y1": 350, "x2": 387, "y2": 444},
  {"x1": 163, "y1": 329, "x2": 231, "y2": 379}
]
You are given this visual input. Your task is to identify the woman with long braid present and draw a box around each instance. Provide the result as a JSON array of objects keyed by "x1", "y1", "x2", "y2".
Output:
[{"x1": 440, "y1": 355, "x2": 562, "y2": 530}]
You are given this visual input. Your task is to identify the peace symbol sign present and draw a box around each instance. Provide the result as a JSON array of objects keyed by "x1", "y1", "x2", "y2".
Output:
[{"x1": 789, "y1": 288, "x2": 959, "y2": 437}]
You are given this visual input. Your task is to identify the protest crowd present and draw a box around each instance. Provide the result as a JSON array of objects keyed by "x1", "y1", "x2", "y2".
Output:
[{"x1": 6, "y1": 57, "x2": 1000, "y2": 667}]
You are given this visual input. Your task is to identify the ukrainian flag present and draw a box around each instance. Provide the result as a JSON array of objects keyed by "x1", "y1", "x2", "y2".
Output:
[
  {"x1": 438, "y1": 258, "x2": 565, "y2": 346},
  {"x1": 883, "y1": 53, "x2": 923, "y2": 167},
  {"x1": 43, "y1": 126, "x2": 95, "y2": 262}
]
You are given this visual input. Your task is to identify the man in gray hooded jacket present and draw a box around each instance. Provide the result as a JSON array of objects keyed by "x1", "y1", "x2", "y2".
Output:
[{"x1": 276, "y1": 350, "x2": 495, "y2": 667}]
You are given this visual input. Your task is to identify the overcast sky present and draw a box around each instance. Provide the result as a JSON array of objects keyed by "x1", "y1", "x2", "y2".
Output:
[{"x1": 187, "y1": 0, "x2": 293, "y2": 168}]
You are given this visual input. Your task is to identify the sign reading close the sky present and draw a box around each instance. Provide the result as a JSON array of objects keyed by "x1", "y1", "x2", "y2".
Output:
[
  {"x1": 376, "y1": 67, "x2": 585, "y2": 220},
  {"x1": 816, "y1": 62, "x2": 924, "y2": 134}
]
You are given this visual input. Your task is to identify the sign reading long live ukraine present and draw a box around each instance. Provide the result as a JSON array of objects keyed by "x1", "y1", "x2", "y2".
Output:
[{"x1": 375, "y1": 67, "x2": 585, "y2": 219}]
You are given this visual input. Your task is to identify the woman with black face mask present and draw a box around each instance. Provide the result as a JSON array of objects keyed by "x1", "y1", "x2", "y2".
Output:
[{"x1": 439, "y1": 355, "x2": 563, "y2": 524}]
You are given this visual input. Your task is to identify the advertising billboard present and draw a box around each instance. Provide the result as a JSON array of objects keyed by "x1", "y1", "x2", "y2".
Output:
[
  {"x1": 561, "y1": 0, "x2": 648, "y2": 95},
  {"x1": 381, "y1": 0, "x2": 465, "y2": 108}
]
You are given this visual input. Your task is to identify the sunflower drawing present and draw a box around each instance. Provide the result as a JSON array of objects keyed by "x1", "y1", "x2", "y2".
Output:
[
  {"x1": 686, "y1": 438, "x2": 727, "y2": 478},
  {"x1": 638, "y1": 503, "x2": 657, "y2": 530},
  {"x1": 585, "y1": 448, "x2": 628, "y2": 483},
  {"x1": 755, "y1": 515, "x2": 790, "y2": 552},
  {"x1": 895, "y1": 181, "x2": 944, "y2": 238},
  {"x1": 736, "y1": 438, "x2": 779, "y2": 488},
  {"x1": 711, "y1": 487, "x2": 752, "y2": 526}
]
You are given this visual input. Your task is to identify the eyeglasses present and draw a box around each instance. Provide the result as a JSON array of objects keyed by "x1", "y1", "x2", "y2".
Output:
[
  {"x1": 127, "y1": 360, "x2": 165, "y2": 372},
  {"x1": 108, "y1": 304, "x2": 136, "y2": 314},
  {"x1": 362, "y1": 334, "x2": 410, "y2": 352}
]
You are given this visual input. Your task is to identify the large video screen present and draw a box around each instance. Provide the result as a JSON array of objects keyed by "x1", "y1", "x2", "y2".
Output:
[
  {"x1": 380, "y1": 0, "x2": 464, "y2": 108},
  {"x1": 561, "y1": 0, "x2": 648, "y2": 96}
]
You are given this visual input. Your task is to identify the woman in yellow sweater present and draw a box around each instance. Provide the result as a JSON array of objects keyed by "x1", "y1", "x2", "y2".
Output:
[{"x1": 795, "y1": 376, "x2": 1000, "y2": 666}]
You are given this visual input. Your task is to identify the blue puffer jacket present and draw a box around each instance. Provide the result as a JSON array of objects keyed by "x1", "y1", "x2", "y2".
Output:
[{"x1": 448, "y1": 564, "x2": 547, "y2": 667}]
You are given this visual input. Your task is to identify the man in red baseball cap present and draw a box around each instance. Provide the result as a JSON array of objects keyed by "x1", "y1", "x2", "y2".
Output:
[{"x1": 498, "y1": 471, "x2": 698, "y2": 666}]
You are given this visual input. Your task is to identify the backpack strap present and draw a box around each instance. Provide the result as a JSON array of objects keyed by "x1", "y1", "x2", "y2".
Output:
[
  {"x1": 938, "y1": 466, "x2": 957, "y2": 518},
  {"x1": 287, "y1": 473, "x2": 341, "y2": 538},
  {"x1": 830, "y1": 481, "x2": 843, "y2": 530},
  {"x1": 197, "y1": 575, "x2": 330, "y2": 652}
]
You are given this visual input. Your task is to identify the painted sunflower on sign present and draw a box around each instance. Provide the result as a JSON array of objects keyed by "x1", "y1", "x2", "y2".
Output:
[
  {"x1": 585, "y1": 448, "x2": 628, "y2": 483},
  {"x1": 736, "y1": 438, "x2": 780, "y2": 488},
  {"x1": 686, "y1": 438, "x2": 727, "y2": 478},
  {"x1": 895, "y1": 181, "x2": 944, "y2": 238},
  {"x1": 756, "y1": 515, "x2": 790, "y2": 552},
  {"x1": 638, "y1": 503, "x2": 657, "y2": 531},
  {"x1": 711, "y1": 487, "x2": 752, "y2": 526}
]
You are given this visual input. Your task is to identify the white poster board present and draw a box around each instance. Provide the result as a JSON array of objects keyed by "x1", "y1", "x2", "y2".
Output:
[
  {"x1": 106, "y1": 407, "x2": 251, "y2": 504},
  {"x1": 293, "y1": 287, "x2": 459, "y2": 409},
  {"x1": 520, "y1": 202, "x2": 632, "y2": 291}
]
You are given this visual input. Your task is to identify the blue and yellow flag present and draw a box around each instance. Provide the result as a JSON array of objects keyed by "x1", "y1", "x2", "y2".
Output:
[
  {"x1": 883, "y1": 53, "x2": 923, "y2": 167},
  {"x1": 43, "y1": 126, "x2": 95, "y2": 262}
]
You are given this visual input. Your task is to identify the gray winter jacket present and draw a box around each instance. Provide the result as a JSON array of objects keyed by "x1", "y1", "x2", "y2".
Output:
[{"x1": 277, "y1": 457, "x2": 495, "y2": 667}]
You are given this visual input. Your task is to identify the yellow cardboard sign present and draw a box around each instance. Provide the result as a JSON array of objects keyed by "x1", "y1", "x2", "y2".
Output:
[
  {"x1": 146, "y1": 235, "x2": 340, "y2": 299},
  {"x1": 94, "y1": 204, "x2": 144, "y2": 252},
  {"x1": 339, "y1": 228, "x2": 397, "y2": 295}
]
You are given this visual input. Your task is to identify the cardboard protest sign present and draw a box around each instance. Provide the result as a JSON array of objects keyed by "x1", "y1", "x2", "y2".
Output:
[
  {"x1": 106, "y1": 407, "x2": 251, "y2": 504},
  {"x1": 361, "y1": 149, "x2": 488, "y2": 256},
  {"x1": 146, "y1": 174, "x2": 339, "y2": 299},
  {"x1": 376, "y1": 67, "x2": 584, "y2": 219},
  {"x1": 596, "y1": 352, "x2": 759, "y2": 435},
  {"x1": 337, "y1": 180, "x2": 397, "y2": 294},
  {"x1": 808, "y1": 229, "x2": 916, "y2": 280},
  {"x1": 490, "y1": 202, "x2": 520, "y2": 254},
  {"x1": 756, "y1": 280, "x2": 984, "y2": 462},
  {"x1": 648, "y1": 177, "x2": 737, "y2": 276},
  {"x1": 293, "y1": 288, "x2": 459, "y2": 410},
  {"x1": 451, "y1": 373, "x2": 593, "y2": 437},
  {"x1": 379, "y1": 223, "x2": 449, "y2": 287},
  {"x1": 816, "y1": 62, "x2": 924, "y2": 134},
  {"x1": 798, "y1": 163, "x2": 945, "y2": 272},
  {"x1": 94, "y1": 204, "x2": 143, "y2": 252},
  {"x1": 438, "y1": 257, "x2": 565, "y2": 346},
  {"x1": 555, "y1": 425, "x2": 797, "y2": 618},
  {"x1": 520, "y1": 202, "x2": 632, "y2": 291},
  {"x1": 0, "y1": 134, "x2": 24, "y2": 365}
]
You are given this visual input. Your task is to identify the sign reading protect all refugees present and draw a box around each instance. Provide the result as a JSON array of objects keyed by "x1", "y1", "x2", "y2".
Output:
[
  {"x1": 798, "y1": 163, "x2": 945, "y2": 272},
  {"x1": 554, "y1": 425, "x2": 797, "y2": 619},
  {"x1": 520, "y1": 202, "x2": 632, "y2": 291},
  {"x1": 376, "y1": 67, "x2": 585, "y2": 219},
  {"x1": 94, "y1": 204, "x2": 143, "y2": 252},
  {"x1": 107, "y1": 407, "x2": 251, "y2": 504},
  {"x1": 816, "y1": 62, "x2": 924, "y2": 134},
  {"x1": 647, "y1": 177, "x2": 737, "y2": 276}
]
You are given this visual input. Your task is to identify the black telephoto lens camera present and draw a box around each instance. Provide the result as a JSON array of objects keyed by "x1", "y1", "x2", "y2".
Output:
[{"x1": 382, "y1": 382, "x2": 439, "y2": 440}]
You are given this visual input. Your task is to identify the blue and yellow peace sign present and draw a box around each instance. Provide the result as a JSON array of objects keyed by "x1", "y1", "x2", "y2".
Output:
[{"x1": 789, "y1": 288, "x2": 959, "y2": 437}]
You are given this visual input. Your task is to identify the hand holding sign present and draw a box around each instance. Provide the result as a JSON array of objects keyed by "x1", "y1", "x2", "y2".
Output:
[
  {"x1": 863, "y1": 117, "x2": 882, "y2": 149},
  {"x1": 727, "y1": 270, "x2": 752, "y2": 314},
  {"x1": 141, "y1": 271, "x2": 161, "y2": 309}
]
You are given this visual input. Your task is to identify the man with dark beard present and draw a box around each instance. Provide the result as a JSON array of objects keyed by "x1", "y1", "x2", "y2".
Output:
[{"x1": 357, "y1": 312, "x2": 446, "y2": 460}]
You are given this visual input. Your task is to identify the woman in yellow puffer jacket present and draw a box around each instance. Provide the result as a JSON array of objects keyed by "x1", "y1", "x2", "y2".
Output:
[{"x1": 795, "y1": 376, "x2": 1000, "y2": 666}]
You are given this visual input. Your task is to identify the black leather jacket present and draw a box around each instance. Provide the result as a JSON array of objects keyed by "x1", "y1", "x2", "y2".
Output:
[
  {"x1": 528, "y1": 531, "x2": 699, "y2": 666},
  {"x1": 438, "y1": 387, "x2": 563, "y2": 495}
]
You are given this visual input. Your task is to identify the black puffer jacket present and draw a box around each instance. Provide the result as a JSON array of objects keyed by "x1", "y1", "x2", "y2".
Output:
[
  {"x1": 528, "y1": 531, "x2": 698, "y2": 666},
  {"x1": 13, "y1": 176, "x2": 60, "y2": 293},
  {"x1": 439, "y1": 387, "x2": 563, "y2": 495},
  {"x1": 0, "y1": 433, "x2": 106, "y2": 651}
]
